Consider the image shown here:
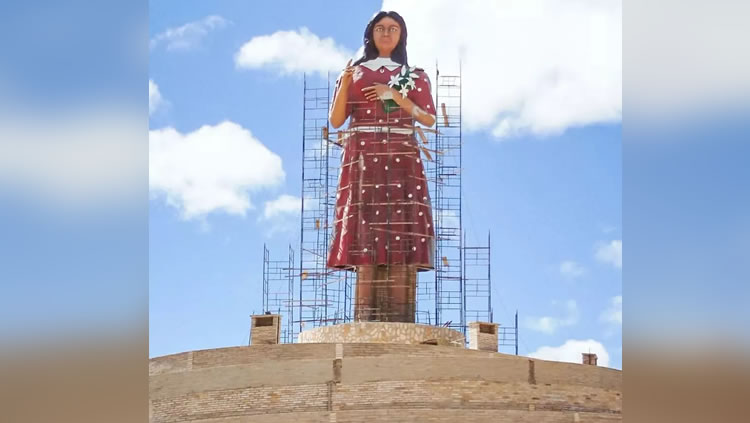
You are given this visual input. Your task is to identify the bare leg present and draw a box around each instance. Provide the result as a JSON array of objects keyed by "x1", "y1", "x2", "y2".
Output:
[
  {"x1": 355, "y1": 265, "x2": 376, "y2": 321},
  {"x1": 385, "y1": 265, "x2": 417, "y2": 322},
  {"x1": 356, "y1": 265, "x2": 417, "y2": 322}
]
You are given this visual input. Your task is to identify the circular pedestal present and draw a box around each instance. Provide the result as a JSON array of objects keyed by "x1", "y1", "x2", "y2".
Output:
[
  {"x1": 150, "y1": 343, "x2": 623, "y2": 422},
  {"x1": 298, "y1": 322, "x2": 465, "y2": 346}
]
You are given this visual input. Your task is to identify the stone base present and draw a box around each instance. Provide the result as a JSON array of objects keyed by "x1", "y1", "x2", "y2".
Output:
[
  {"x1": 150, "y1": 343, "x2": 623, "y2": 422},
  {"x1": 298, "y1": 322, "x2": 465, "y2": 347}
]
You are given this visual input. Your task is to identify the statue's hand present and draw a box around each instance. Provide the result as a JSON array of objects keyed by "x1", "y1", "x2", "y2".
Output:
[
  {"x1": 361, "y1": 83, "x2": 395, "y2": 102},
  {"x1": 340, "y1": 59, "x2": 354, "y2": 86}
]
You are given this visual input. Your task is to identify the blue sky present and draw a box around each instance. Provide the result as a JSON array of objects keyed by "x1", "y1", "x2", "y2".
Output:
[{"x1": 149, "y1": 0, "x2": 622, "y2": 368}]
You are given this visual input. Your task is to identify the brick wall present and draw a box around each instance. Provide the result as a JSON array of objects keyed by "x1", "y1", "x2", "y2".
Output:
[
  {"x1": 192, "y1": 344, "x2": 335, "y2": 368},
  {"x1": 150, "y1": 343, "x2": 622, "y2": 422},
  {"x1": 298, "y1": 321, "x2": 464, "y2": 346},
  {"x1": 149, "y1": 352, "x2": 191, "y2": 376},
  {"x1": 170, "y1": 410, "x2": 622, "y2": 423},
  {"x1": 250, "y1": 315, "x2": 280, "y2": 345},
  {"x1": 468, "y1": 322, "x2": 499, "y2": 351}
]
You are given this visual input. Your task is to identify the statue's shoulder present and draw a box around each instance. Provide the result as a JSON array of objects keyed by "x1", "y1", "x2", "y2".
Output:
[{"x1": 412, "y1": 67, "x2": 431, "y2": 81}]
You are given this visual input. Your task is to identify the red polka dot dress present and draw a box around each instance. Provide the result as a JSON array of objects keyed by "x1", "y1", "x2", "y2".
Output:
[{"x1": 327, "y1": 58, "x2": 436, "y2": 271}]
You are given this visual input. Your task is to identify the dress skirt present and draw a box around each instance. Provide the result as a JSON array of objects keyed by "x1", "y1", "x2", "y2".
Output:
[
  {"x1": 326, "y1": 63, "x2": 437, "y2": 272},
  {"x1": 326, "y1": 126, "x2": 435, "y2": 271}
]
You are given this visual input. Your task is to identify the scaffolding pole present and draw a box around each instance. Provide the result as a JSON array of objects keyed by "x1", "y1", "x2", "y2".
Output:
[
  {"x1": 296, "y1": 73, "x2": 352, "y2": 340},
  {"x1": 259, "y1": 64, "x2": 501, "y2": 345},
  {"x1": 261, "y1": 244, "x2": 295, "y2": 344},
  {"x1": 463, "y1": 231, "x2": 492, "y2": 327},
  {"x1": 428, "y1": 64, "x2": 464, "y2": 335}
]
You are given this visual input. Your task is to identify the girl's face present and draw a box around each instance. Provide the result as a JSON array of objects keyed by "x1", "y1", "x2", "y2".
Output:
[{"x1": 372, "y1": 16, "x2": 401, "y2": 57}]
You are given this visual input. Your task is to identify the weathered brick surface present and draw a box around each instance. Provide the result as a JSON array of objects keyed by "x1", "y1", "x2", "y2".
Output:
[
  {"x1": 150, "y1": 343, "x2": 622, "y2": 422},
  {"x1": 468, "y1": 322, "x2": 499, "y2": 351},
  {"x1": 150, "y1": 352, "x2": 191, "y2": 376},
  {"x1": 168, "y1": 410, "x2": 621, "y2": 422},
  {"x1": 336, "y1": 409, "x2": 621, "y2": 423},
  {"x1": 333, "y1": 380, "x2": 620, "y2": 413},
  {"x1": 191, "y1": 344, "x2": 335, "y2": 369},
  {"x1": 535, "y1": 359, "x2": 622, "y2": 391},
  {"x1": 342, "y1": 342, "x2": 496, "y2": 358},
  {"x1": 250, "y1": 315, "x2": 281, "y2": 345},
  {"x1": 299, "y1": 322, "x2": 464, "y2": 346},
  {"x1": 173, "y1": 412, "x2": 331, "y2": 422},
  {"x1": 340, "y1": 356, "x2": 529, "y2": 384},
  {"x1": 151, "y1": 359, "x2": 335, "y2": 399},
  {"x1": 151, "y1": 384, "x2": 329, "y2": 422}
]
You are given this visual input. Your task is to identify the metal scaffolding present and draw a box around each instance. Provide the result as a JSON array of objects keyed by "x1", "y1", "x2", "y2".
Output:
[
  {"x1": 261, "y1": 243, "x2": 295, "y2": 344},
  {"x1": 296, "y1": 73, "x2": 352, "y2": 340},
  {"x1": 260, "y1": 65, "x2": 505, "y2": 345},
  {"x1": 498, "y1": 311, "x2": 519, "y2": 355},
  {"x1": 427, "y1": 65, "x2": 464, "y2": 335},
  {"x1": 463, "y1": 232, "x2": 492, "y2": 325}
]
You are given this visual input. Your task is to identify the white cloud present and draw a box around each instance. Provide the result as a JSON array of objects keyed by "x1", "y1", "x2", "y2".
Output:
[
  {"x1": 234, "y1": 27, "x2": 354, "y2": 78},
  {"x1": 595, "y1": 239, "x2": 622, "y2": 268},
  {"x1": 259, "y1": 194, "x2": 303, "y2": 237},
  {"x1": 263, "y1": 194, "x2": 301, "y2": 220},
  {"x1": 150, "y1": 15, "x2": 230, "y2": 51},
  {"x1": 529, "y1": 339, "x2": 610, "y2": 368},
  {"x1": 525, "y1": 300, "x2": 578, "y2": 334},
  {"x1": 303, "y1": 196, "x2": 320, "y2": 212},
  {"x1": 559, "y1": 260, "x2": 586, "y2": 280},
  {"x1": 149, "y1": 79, "x2": 164, "y2": 115},
  {"x1": 381, "y1": 0, "x2": 621, "y2": 139},
  {"x1": 149, "y1": 121, "x2": 285, "y2": 219},
  {"x1": 626, "y1": 1, "x2": 750, "y2": 122},
  {"x1": 0, "y1": 108, "x2": 143, "y2": 213},
  {"x1": 600, "y1": 295, "x2": 622, "y2": 325}
]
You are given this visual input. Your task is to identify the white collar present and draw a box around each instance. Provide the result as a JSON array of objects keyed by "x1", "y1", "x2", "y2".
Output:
[{"x1": 359, "y1": 57, "x2": 402, "y2": 71}]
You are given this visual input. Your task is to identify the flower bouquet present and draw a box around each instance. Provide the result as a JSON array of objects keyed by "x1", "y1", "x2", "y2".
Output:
[{"x1": 384, "y1": 65, "x2": 419, "y2": 113}]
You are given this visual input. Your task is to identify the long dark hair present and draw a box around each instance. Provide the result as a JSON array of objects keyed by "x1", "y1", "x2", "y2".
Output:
[{"x1": 352, "y1": 11, "x2": 408, "y2": 67}]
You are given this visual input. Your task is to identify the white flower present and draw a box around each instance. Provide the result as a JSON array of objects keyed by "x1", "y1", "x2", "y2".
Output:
[
  {"x1": 388, "y1": 74, "x2": 400, "y2": 87},
  {"x1": 400, "y1": 66, "x2": 407, "y2": 76},
  {"x1": 399, "y1": 86, "x2": 410, "y2": 97},
  {"x1": 406, "y1": 79, "x2": 416, "y2": 89}
]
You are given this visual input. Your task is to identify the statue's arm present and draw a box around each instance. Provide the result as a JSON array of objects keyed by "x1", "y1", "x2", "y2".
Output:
[{"x1": 329, "y1": 61, "x2": 354, "y2": 129}]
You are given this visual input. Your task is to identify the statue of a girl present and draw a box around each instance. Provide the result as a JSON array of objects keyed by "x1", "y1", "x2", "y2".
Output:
[{"x1": 327, "y1": 11, "x2": 437, "y2": 323}]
